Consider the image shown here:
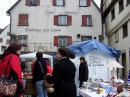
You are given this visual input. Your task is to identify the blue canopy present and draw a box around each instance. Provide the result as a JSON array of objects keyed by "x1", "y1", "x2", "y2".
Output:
[{"x1": 67, "y1": 40, "x2": 121, "y2": 60}]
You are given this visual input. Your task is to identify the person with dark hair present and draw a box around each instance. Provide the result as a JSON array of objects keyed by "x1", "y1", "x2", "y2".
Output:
[
  {"x1": 79, "y1": 56, "x2": 89, "y2": 87},
  {"x1": 32, "y1": 52, "x2": 48, "y2": 97},
  {"x1": 20, "y1": 58, "x2": 27, "y2": 73},
  {"x1": 0, "y1": 44, "x2": 24, "y2": 97},
  {"x1": 45, "y1": 47, "x2": 77, "y2": 97}
]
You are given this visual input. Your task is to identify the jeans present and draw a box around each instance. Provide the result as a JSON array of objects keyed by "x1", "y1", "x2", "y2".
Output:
[{"x1": 35, "y1": 80, "x2": 48, "y2": 97}]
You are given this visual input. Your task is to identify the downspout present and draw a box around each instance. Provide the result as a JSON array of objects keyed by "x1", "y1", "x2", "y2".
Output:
[{"x1": 6, "y1": 12, "x2": 12, "y2": 43}]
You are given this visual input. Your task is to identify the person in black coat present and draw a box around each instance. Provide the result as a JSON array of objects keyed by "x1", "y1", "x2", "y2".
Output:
[
  {"x1": 45, "y1": 47, "x2": 77, "y2": 97},
  {"x1": 79, "y1": 56, "x2": 89, "y2": 87}
]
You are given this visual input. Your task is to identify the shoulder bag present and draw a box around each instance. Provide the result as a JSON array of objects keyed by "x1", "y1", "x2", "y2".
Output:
[
  {"x1": 39, "y1": 62, "x2": 54, "y2": 93},
  {"x1": 0, "y1": 55, "x2": 18, "y2": 96}
]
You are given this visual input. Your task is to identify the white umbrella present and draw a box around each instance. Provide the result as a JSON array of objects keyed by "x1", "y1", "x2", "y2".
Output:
[
  {"x1": 105, "y1": 61, "x2": 124, "y2": 79},
  {"x1": 105, "y1": 61, "x2": 124, "y2": 68}
]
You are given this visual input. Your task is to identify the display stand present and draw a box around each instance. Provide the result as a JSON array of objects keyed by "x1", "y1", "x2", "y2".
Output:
[{"x1": 25, "y1": 76, "x2": 37, "y2": 96}]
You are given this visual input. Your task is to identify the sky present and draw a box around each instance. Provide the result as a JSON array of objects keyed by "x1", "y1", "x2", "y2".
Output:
[{"x1": 0, "y1": 0, "x2": 101, "y2": 29}]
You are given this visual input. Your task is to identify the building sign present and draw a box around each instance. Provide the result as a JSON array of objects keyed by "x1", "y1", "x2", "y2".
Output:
[{"x1": 25, "y1": 28, "x2": 61, "y2": 32}]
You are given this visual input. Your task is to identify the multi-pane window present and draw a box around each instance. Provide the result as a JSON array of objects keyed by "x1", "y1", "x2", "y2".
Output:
[
  {"x1": 18, "y1": 35, "x2": 28, "y2": 44},
  {"x1": 25, "y1": 0, "x2": 40, "y2": 6},
  {"x1": 54, "y1": 15, "x2": 72, "y2": 26},
  {"x1": 123, "y1": 23, "x2": 128, "y2": 38},
  {"x1": 118, "y1": 0, "x2": 124, "y2": 13},
  {"x1": 82, "y1": 15, "x2": 92, "y2": 26},
  {"x1": 81, "y1": 36, "x2": 92, "y2": 41},
  {"x1": 18, "y1": 14, "x2": 28, "y2": 25},
  {"x1": 1, "y1": 46, "x2": 6, "y2": 52},
  {"x1": 29, "y1": 0, "x2": 36, "y2": 5},
  {"x1": 79, "y1": 0, "x2": 90, "y2": 7},
  {"x1": 56, "y1": 0, "x2": 63, "y2": 6},
  {"x1": 58, "y1": 36, "x2": 67, "y2": 46},
  {"x1": 54, "y1": 36, "x2": 72, "y2": 46},
  {"x1": 115, "y1": 30, "x2": 119, "y2": 43},
  {"x1": 111, "y1": 7, "x2": 115, "y2": 20},
  {"x1": 58, "y1": 16, "x2": 67, "y2": 25},
  {"x1": 80, "y1": 0, "x2": 87, "y2": 6}
]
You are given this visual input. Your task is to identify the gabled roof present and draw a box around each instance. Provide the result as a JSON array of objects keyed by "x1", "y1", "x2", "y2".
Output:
[
  {"x1": 91, "y1": 0, "x2": 101, "y2": 13},
  {"x1": 7, "y1": 0, "x2": 21, "y2": 14},
  {"x1": 0, "y1": 25, "x2": 9, "y2": 35},
  {"x1": 7, "y1": 0, "x2": 101, "y2": 14}
]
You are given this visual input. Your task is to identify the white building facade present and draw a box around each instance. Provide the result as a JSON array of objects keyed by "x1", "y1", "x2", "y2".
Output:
[
  {"x1": 0, "y1": 25, "x2": 10, "y2": 54},
  {"x1": 101, "y1": 0, "x2": 130, "y2": 79},
  {"x1": 7, "y1": 0, "x2": 102, "y2": 54}
]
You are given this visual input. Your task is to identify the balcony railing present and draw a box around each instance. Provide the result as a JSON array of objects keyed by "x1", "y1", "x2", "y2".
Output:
[{"x1": 20, "y1": 43, "x2": 58, "y2": 53}]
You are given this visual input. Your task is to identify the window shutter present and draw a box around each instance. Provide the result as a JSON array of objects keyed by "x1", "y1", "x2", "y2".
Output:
[
  {"x1": 25, "y1": 0, "x2": 29, "y2": 6},
  {"x1": 82, "y1": 15, "x2": 87, "y2": 26},
  {"x1": 87, "y1": 0, "x2": 90, "y2": 6},
  {"x1": 67, "y1": 16, "x2": 72, "y2": 25},
  {"x1": 15, "y1": 36, "x2": 18, "y2": 44},
  {"x1": 6, "y1": 39, "x2": 10, "y2": 44},
  {"x1": 0, "y1": 38, "x2": 3, "y2": 42},
  {"x1": 36, "y1": 0, "x2": 40, "y2": 5},
  {"x1": 25, "y1": 14, "x2": 28, "y2": 25},
  {"x1": 54, "y1": 16, "x2": 58, "y2": 25},
  {"x1": 67, "y1": 36, "x2": 72, "y2": 46},
  {"x1": 63, "y1": 0, "x2": 65, "y2": 6},
  {"x1": 54, "y1": 36, "x2": 58, "y2": 46},
  {"x1": 18, "y1": 15, "x2": 23, "y2": 25},
  {"x1": 53, "y1": 0, "x2": 56, "y2": 6}
]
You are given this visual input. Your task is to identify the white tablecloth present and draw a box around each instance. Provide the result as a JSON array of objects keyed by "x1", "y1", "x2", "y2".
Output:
[{"x1": 77, "y1": 88, "x2": 107, "y2": 97}]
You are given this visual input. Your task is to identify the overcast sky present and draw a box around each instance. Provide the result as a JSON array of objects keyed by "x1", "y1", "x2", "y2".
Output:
[{"x1": 0, "y1": 0, "x2": 101, "y2": 29}]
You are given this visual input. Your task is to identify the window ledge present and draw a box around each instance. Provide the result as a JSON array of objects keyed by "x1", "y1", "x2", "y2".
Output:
[
  {"x1": 111, "y1": 17, "x2": 115, "y2": 21},
  {"x1": 28, "y1": 5, "x2": 37, "y2": 6},
  {"x1": 81, "y1": 25, "x2": 93, "y2": 26},
  {"x1": 126, "y1": 3, "x2": 130, "y2": 6},
  {"x1": 118, "y1": 8, "x2": 124, "y2": 14},
  {"x1": 57, "y1": 25, "x2": 68, "y2": 26},
  {"x1": 123, "y1": 35, "x2": 128, "y2": 38},
  {"x1": 115, "y1": 41, "x2": 119, "y2": 43},
  {"x1": 18, "y1": 25, "x2": 29, "y2": 26},
  {"x1": 79, "y1": 5, "x2": 88, "y2": 7}
]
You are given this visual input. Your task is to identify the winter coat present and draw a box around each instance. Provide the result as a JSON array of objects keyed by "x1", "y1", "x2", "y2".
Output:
[
  {"x1": 46, "y1": 58, "x2": 77, "y2": 97},
  {"x1": 79, "y1": 61, "x2": 89, "y2": 81},
  {"x1": 0, "y1": 54, "x2": 24, "y2": 97},
  {"x1": 32, "y1": 58, "x2": 47, "y2": 85}
]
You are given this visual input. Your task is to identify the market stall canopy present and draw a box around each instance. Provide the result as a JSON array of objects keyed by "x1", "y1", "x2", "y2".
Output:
[
  {"x1": 20, "y1": 52, "x2": 52, "y2": 59},
  {"x1": 67, "y1": 40, "x2": 121, "y2": 60},
  {"x1": 20, "y1": 52, "x2": 53, "y2": 67}
]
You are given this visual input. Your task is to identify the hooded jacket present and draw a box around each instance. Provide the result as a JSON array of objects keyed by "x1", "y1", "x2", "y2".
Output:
[
  {"x1": 79, "y1": 61, "x2": 89, "y2": 81},
  {"x1": 0, "y1": 54, "x2": 24, "y2": 96}
]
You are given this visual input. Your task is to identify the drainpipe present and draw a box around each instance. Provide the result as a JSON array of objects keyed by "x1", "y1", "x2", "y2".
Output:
[
  {"x1": 6, "y1": 12, "x2": 16, "y2": 43},
  {"x1": 6, "y1": 12, "x2": 12, "y2": 43}
]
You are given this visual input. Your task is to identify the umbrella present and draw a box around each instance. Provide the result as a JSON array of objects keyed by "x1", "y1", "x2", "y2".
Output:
[
  {"x1": 105, "y1": 61, "x2": 124, "y2": 79},
  {"x1": 105, "y1": 61, "x2": 124, "y2": 68}
]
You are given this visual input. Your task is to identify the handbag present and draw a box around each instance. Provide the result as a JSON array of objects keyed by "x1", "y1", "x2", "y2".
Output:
[
  {"x1": 0, "y1": 55, "x2": 18, "y2": 96},
  {"x1": 39, "y1": 62, "x2": 54, "y2": 93}
]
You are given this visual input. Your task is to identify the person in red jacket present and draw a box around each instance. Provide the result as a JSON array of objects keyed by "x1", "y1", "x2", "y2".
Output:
[{"x1": 0, "y1": 44, "x2": 24, "y2": 97}]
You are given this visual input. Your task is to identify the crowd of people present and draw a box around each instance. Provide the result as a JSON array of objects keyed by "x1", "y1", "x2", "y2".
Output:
[{"x1": 0, "y1": 43, "x2": 89, "y2": 97}]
